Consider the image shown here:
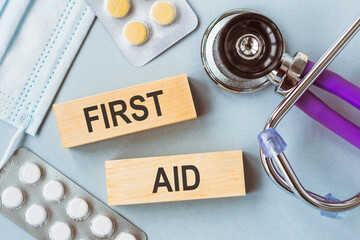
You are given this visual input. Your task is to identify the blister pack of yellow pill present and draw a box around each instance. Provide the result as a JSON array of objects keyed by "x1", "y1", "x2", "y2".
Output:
[{"x1": 86, "y1": 0, "x2": 198, "y2": 66}]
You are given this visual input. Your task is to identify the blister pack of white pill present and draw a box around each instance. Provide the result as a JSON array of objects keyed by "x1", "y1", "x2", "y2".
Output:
[
  {"x1": 0, "y1": 148, "x2": 146, "y2": 240},
  {"x1": 86, "y1": 0, "x2": 198, "y2": 66}
]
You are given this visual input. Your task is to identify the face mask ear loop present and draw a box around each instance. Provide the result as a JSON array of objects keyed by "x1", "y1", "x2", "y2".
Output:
[{"x1": 0, "y1": 122, "x2": 28, "y2": 170}]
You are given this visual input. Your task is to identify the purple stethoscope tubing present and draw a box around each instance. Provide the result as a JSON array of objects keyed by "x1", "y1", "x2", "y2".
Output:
[{"x1": 295, "y1": 61, "x2": 360, "y2": 149}]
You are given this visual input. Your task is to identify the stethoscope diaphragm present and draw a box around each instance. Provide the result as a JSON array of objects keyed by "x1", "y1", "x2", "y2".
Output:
[{"x1": 201, "y1": 9, "x2": 283, "y2": 92}]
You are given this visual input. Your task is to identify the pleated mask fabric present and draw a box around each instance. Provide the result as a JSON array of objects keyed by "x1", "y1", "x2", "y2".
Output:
[{"x1": 0, "y1": 0, "x2": 95, "y2": 136}]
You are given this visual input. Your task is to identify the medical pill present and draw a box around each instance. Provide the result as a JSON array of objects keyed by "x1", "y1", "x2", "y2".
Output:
[
  {"x1": 1, "y1": 186, "x2": 24, "y2": 209},
  {"x1": 124, "y1": 21, "x2": 149, "y2": 45},
  {"x1": 106, "y1": 0, "x2": 130, "y2": 18},
  {"x1": 43, "y1": 180, "x2": 65, "y2": 202},
  {"x1": 66, "y1": 198, "x2": 89, "y2": 221},
  {"x1": 19, "y1": 162, "x2": 41, "y2": 184},
  {"x1": 116, "y1": 233, "x2": 137, "y2": 240},
  {"x1": 25, "y1": 204, "x2": 48, "y2": 227},
  {"x1": 49, "y1": 221, "x2": 72, "y2": 240},
  {"x1": 151, "y1": 1, "x2": 176, "y2": 25},
  {"x1": 90, "y1": 215, "x2": 114, "y2": 238}
]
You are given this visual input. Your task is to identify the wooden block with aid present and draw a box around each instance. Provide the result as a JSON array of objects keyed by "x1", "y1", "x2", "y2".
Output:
[
  {"x1": 105, "y1": 151, "x2": 246, "y2": 205},
  {"x1": 53, "y1": 74, "x2": 197, "y2": 148}
]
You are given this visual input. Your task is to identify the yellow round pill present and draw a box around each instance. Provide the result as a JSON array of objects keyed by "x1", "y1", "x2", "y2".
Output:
[
  {"x1": 106, "y1": 0, "x2": 130, "y2": 18},
  {"x1": 124, "y1": 21, "x2": 149, "y2": 45},
  {"x1": 151, "y1": 1, "x2": 176, "y2": 25}
]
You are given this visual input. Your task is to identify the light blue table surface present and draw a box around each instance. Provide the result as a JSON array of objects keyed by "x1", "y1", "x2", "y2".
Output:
[{"x1": 1, "y1": 0, "x2": 360, "y2": 239}]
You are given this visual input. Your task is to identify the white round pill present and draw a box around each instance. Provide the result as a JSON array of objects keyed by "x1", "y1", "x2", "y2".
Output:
[
  {"x1": 90, "y1": 215, "x2": 114, "y2": 238},
  {"x1": 66, "y1": 198, "x2": 89, "y2": 221},
  {"x1": 43, "y1": 180, "x2": 65, "y2": 202},
  {"x1": 19, "y1": 162, "x2": 41, "y2": 184},
  {"x1": 116, "y1": 233, "x2": 137, "y2": 240},
  {"x1": 25, "y1": 204, "x2": 48, "y2": 227},
  {"x1": 49, "y1": 221, "x2": 72, "y2": 240},
  {"x1": 1, "y1": 186, "x2": 24, "y2": 209}
]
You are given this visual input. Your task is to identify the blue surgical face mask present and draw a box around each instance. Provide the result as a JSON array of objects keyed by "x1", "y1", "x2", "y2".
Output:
[{"x1": 0, "y1": 0, "x2": 95, "y2": 166}]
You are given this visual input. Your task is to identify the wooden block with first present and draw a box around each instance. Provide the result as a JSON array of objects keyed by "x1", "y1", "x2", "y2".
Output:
[
  {"x1": 53, "y1": 74, "x2": 197, "y2": 148},
  {"x1": 105, "y1": 150, "x2": 246, "y2": 205}
]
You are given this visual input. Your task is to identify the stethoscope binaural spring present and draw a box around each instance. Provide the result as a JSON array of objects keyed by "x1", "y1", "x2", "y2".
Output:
[{"x1": 201, "y1": 9, "x2": 360, "y2": 217}]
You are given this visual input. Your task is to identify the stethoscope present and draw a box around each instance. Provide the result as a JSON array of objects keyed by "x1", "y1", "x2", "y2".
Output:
[{"x1": 201, "y1": 9, "x2": 360, "y2": 217}]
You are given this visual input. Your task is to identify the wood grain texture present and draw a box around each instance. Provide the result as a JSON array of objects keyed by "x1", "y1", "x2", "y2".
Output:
[
  {"x1": 105, "y1": 151, "x2": 246, "y2": 205},
  {"x1": 53, "y1": 74, "x2": 197, "y2": 148}
]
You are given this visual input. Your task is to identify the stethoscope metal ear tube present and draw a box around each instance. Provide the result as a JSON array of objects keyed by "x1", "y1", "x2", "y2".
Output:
[{"x1": 260, "y1": 14, "x2": 360, "y2": 212}]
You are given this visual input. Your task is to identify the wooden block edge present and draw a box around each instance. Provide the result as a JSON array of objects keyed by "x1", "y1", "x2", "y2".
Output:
[{"x1": 53, "y1": 74, "x2": 190, "y2": 109}]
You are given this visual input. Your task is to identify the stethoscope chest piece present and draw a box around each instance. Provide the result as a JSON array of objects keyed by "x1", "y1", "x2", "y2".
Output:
[{"x1": 201, "y1": 10, "x2": 283, "y2": 93}]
